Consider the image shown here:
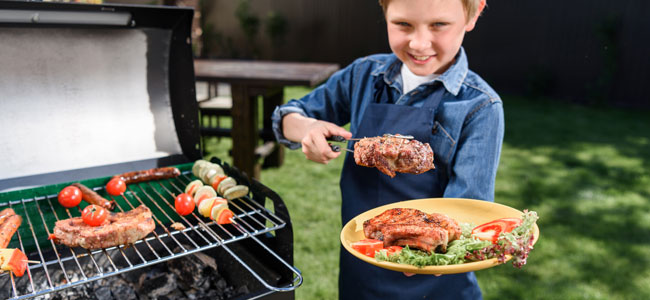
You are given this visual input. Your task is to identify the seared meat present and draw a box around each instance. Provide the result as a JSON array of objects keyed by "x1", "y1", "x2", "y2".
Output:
[
  {"x1": 363, "y1": 208, "x2": 461, "y2": 253},
  {"x1": 353, "y1": 136, "x2": 434, "y2": 178},
  {"x1": 52, "y1": 205, "x2": 155, "y2": 250}
]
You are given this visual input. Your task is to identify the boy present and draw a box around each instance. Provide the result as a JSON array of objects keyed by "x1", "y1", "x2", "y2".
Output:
[{"x1": 272, "y1": 0, "x2": 501, "y2": 298}]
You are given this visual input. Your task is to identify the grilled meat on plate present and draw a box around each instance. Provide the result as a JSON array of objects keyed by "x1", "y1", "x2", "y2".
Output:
[
  {"x1": 51, "y1": 205, "x2": 155, "y2": 250},
  {"x1": 354, "y1": 136, "x2": 434, "y2": 178},
  {"x1": 363, "y1": 208, "x2": 461, "y2": 253}
]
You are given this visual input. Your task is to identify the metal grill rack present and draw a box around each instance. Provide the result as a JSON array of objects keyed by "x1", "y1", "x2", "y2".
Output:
[{"x1": 0, "y1": 169, "x2": 302, "y2": 300}]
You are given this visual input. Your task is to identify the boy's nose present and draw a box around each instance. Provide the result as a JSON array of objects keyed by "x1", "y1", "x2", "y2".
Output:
[{"x1": 409, "y1": 30, "x2": 433, "y2": 50}]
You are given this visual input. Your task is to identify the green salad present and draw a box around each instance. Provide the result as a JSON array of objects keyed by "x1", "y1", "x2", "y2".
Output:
[{"x1": 375, "y1": 210, "x2": 539, "y2": 268}]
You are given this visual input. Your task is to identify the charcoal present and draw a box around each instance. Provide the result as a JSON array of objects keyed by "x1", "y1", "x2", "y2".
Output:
[
  {"x1": 138, "y1": 272, "x2": 177, "y2": 300},
  {"x1": 185, "y1": 288, "x2": 220, "y2": 300},
  {"x1": 17, "y1": 244, "x2": 244, "y2": 299},
  {"x1": 235, "y1": 285, "x2": 250, "y2": 296},
  {"x1": 166, "y1": 250, "x2": 216, "y2": 291},
  {"x1": 94, "y1": 286, "x2": 113, "y2": 300},
  {"x1": 110, "y1": 278, "x2": 137, "y2": 300}
]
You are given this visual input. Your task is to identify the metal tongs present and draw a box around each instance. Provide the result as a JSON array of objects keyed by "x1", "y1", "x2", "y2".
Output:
[{"x1": 327, "y1": 134, "x2": 414, "y2": 153}]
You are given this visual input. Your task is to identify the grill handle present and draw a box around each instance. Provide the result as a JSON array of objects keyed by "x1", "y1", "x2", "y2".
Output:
[{"x1": 223, "y1": 224, "x2": 303, "y2": 292}]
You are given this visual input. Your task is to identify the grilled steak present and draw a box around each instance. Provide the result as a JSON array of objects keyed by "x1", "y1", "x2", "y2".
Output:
[
  {"x1": 52, "y1": 205, "x2": 155, "y2": 250},
  {"x1": 363, "y1": 208, "x2": 461, "y2": 253},
  {"x1": 354, "y1": 136, "x2": 434, "y2": 178}
]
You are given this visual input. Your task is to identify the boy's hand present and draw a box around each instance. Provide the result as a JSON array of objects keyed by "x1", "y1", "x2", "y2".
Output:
[
  {"x1": 300, "y1": 120, "x2": 352, "y2": 164},
  {"x1": 281, "y1": 113, "x2": 352, "y2": 164}
]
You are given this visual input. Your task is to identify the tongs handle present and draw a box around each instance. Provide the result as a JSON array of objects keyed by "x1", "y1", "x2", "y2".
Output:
[
  {"x1": 327, "y1": 135, "x2": 348, "y2": 143},
  {"x1": 327, "y1": 135, "x2": 353, "y2": 153}
]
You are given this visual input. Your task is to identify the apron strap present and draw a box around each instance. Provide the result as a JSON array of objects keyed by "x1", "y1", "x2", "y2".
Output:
[{"x1": 422, "y1": 83, "x2": 445, "y2": 109}]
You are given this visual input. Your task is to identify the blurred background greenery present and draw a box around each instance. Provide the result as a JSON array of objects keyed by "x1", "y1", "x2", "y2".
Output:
[{"x1": 204, "y1": 87, "x2": 650, "y2": 300}]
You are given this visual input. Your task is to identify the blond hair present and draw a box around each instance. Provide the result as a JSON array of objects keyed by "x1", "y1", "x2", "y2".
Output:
[{"x1": 378, "y1": 0, "x2": 483, "y2": 22}]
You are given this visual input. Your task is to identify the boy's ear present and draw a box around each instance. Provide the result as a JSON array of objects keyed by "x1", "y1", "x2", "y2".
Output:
[{"x1": 465, "y1": 0, "x2": 486, "y2": 32}]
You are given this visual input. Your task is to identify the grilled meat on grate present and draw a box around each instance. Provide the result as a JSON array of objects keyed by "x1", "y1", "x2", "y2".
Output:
[
  {"x1": 363, "y1": 208, "x2": 461, "y2": 253},
  {"x1": 353, "y1": 136, "x2": 434, "y2": 178},
  {"x1": 51, "y1": 205, "x2": 155, "y2": 250}
]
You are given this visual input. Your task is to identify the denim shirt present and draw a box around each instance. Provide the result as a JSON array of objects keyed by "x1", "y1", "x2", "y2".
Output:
[{"x1": 272, "y1": 47, "x2": 504, "y2": 202}]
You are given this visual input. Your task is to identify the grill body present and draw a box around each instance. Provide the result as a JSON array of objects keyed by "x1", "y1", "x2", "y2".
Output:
[{"x1": 0, "y1": 2, "x2": 298, "y2": 299}]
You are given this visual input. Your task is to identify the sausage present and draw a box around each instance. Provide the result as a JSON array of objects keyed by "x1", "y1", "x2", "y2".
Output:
[
  {"x1": 71, "y1": 183, "x2": 115, "y2": 211},
  {"x1": 0, "y1": 208, "x2": 16, "y2": 226},
  {"x1": 0, "y1": 214, "x2": 22, "y2": 248},
  {"x1": 114, "y1": 167, "x2": 181, "y2": 184}
]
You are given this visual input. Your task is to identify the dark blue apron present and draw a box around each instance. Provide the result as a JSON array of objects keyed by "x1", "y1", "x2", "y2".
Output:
[{"x1": 338, "y1": 77, "x2": 482, "y2": 300}]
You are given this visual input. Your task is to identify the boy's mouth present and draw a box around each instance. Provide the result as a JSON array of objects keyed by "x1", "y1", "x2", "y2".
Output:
[{"x1": 409, "y1": 53, "x2": 433, "y2": 64}]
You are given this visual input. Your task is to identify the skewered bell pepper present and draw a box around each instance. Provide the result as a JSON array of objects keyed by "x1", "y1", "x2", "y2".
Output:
[{"x1": 0, "y1": 248, "x2": 28, "y2": 277}]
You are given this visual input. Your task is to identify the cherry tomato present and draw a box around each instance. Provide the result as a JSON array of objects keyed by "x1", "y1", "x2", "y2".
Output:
[
  {"x1": 82, "y1": 205, "x2": 108, "y2": 227},
  {"x1": 216, "y1": 208, "x2": 234, "y2": 225},
  {"x1": 350, "y1": 239, "x2": 384, "y2": 258},
  {"x1": 58, "y1": 185, "x2": 82, "y2": 208},
  {"x1": 471, "y1": 218, "x2": 522, "y2": 244},
  {"x1": 106, "y1": 177, "x2": 126, "y2": 196},
  {"x1": 175, "y1": 193, "x2": 195, "y2": 216}
]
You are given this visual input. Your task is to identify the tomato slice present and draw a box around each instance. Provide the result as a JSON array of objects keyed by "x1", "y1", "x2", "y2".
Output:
[
  {"x1": 216, "y1": 208, "x2": 234, "y2": 224},
  {"x1": 471, "y1": 218, "x2": 523, "y2": 243},
  {"x1": 210, "y1": 175, "x2": 228, "y2": 191},
  {"x1": 385, "y1": 245, "x2": 403, "y2": 256},
  {"x1": 350, "y1": 239, "x2": 384, "y2": 258},
  {"x1": 81, "y1": 205, "x2": 108, "y2": 227},
  {"x1": 105, "y1": 177, "x2": 126, "y2": 196}
]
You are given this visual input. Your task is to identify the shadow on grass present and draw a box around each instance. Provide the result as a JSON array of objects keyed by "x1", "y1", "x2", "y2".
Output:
[{"x1": 482, "y1": 96, "x2": 650, "y2": 299}]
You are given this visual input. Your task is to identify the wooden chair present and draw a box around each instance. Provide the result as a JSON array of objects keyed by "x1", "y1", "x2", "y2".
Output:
[{"x1": 197, "y1": 81, "x2": 232, "y2": 155}]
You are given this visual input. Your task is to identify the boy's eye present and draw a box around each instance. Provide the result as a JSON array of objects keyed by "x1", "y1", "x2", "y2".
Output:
[
  {"x1": 431, "y1": 22, "x2": 448, "y2": 28},
  {"x1": 394, "y1": 21, "x2": 411, "y2": 27}
]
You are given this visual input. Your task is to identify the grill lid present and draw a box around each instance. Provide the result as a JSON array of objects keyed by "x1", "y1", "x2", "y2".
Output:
[{"x1": 0, "y1": 1, "x2": 201, "y2": 191}]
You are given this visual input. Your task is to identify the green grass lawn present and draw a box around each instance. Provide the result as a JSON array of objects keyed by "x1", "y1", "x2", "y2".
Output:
[{"x1": 203, "y1": 87, "x2": 650, "y2": 300}]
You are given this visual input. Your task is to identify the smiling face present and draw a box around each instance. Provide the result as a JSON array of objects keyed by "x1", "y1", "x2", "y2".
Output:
[{"x1": 385, "y1": 0, "x2": 483, "y2": 76}]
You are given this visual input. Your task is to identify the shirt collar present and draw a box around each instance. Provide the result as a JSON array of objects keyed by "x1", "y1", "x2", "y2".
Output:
[{"x1": 371, "y1": 47, "x2": 469, "y2": 96}]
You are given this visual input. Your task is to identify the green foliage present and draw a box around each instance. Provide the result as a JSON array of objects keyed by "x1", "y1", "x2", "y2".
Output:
[
  {"x1": 265, "y1": 11, "x2": 288, "y2": 45},
  {"x1": 235, "y1": 0, "x2": 260, "y2": 41},
  {"x1": 203, "y1": 90, "x2": 650, "y2": 300},
  {"x1": 199, "y1": 0, "x2": 288, "y2": 59}
]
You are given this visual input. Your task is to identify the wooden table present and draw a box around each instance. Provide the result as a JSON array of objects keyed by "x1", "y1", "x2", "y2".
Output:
[{"x1": 194, "y1": 59, "x2": 340, "y2": 179}]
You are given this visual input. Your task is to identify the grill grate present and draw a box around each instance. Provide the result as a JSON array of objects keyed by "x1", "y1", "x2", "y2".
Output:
[{"x1": 0, "y1": 170, "x2": 302, "y2": 299}]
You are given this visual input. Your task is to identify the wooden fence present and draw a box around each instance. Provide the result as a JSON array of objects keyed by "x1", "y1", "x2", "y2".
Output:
[{"x1": 195, "y1": 0, "x2": 650, "y2": 109}]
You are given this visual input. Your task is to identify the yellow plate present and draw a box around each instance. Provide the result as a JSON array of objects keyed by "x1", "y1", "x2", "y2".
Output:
[{"x1": 340, "y1": 198, "x2": 540, "y2": 275}]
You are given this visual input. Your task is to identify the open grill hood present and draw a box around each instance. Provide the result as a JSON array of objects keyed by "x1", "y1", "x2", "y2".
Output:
[{"x1": 0, "y1": 1, "x2": 201, "y2": 192}]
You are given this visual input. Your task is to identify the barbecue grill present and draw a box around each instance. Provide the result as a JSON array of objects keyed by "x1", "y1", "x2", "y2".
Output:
[{"x1": 0, "y1": 2, "x2": 300, "y2": 299}]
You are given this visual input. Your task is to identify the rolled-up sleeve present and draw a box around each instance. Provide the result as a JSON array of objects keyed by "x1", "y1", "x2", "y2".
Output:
[
  {"x1": 272, "y1": 105, "x2": 307, "y2": 149},
  {"x1": 272, "y1": 63, "x2": 357, "y2": 149}
]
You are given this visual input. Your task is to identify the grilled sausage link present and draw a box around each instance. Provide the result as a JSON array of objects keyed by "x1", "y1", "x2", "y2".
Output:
[
  {"x1": 0, "y1": 214, "x2": 22, "y2": 248},
  {"x1": 114, "y1": 167, "x2": 181, "y2": 184},
  {"x1": 71, "y1": 183, "x2": 115, "y2": 211},
  {"x1": 0, "y1": 208, "x2": 16, "y2": 226}
]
